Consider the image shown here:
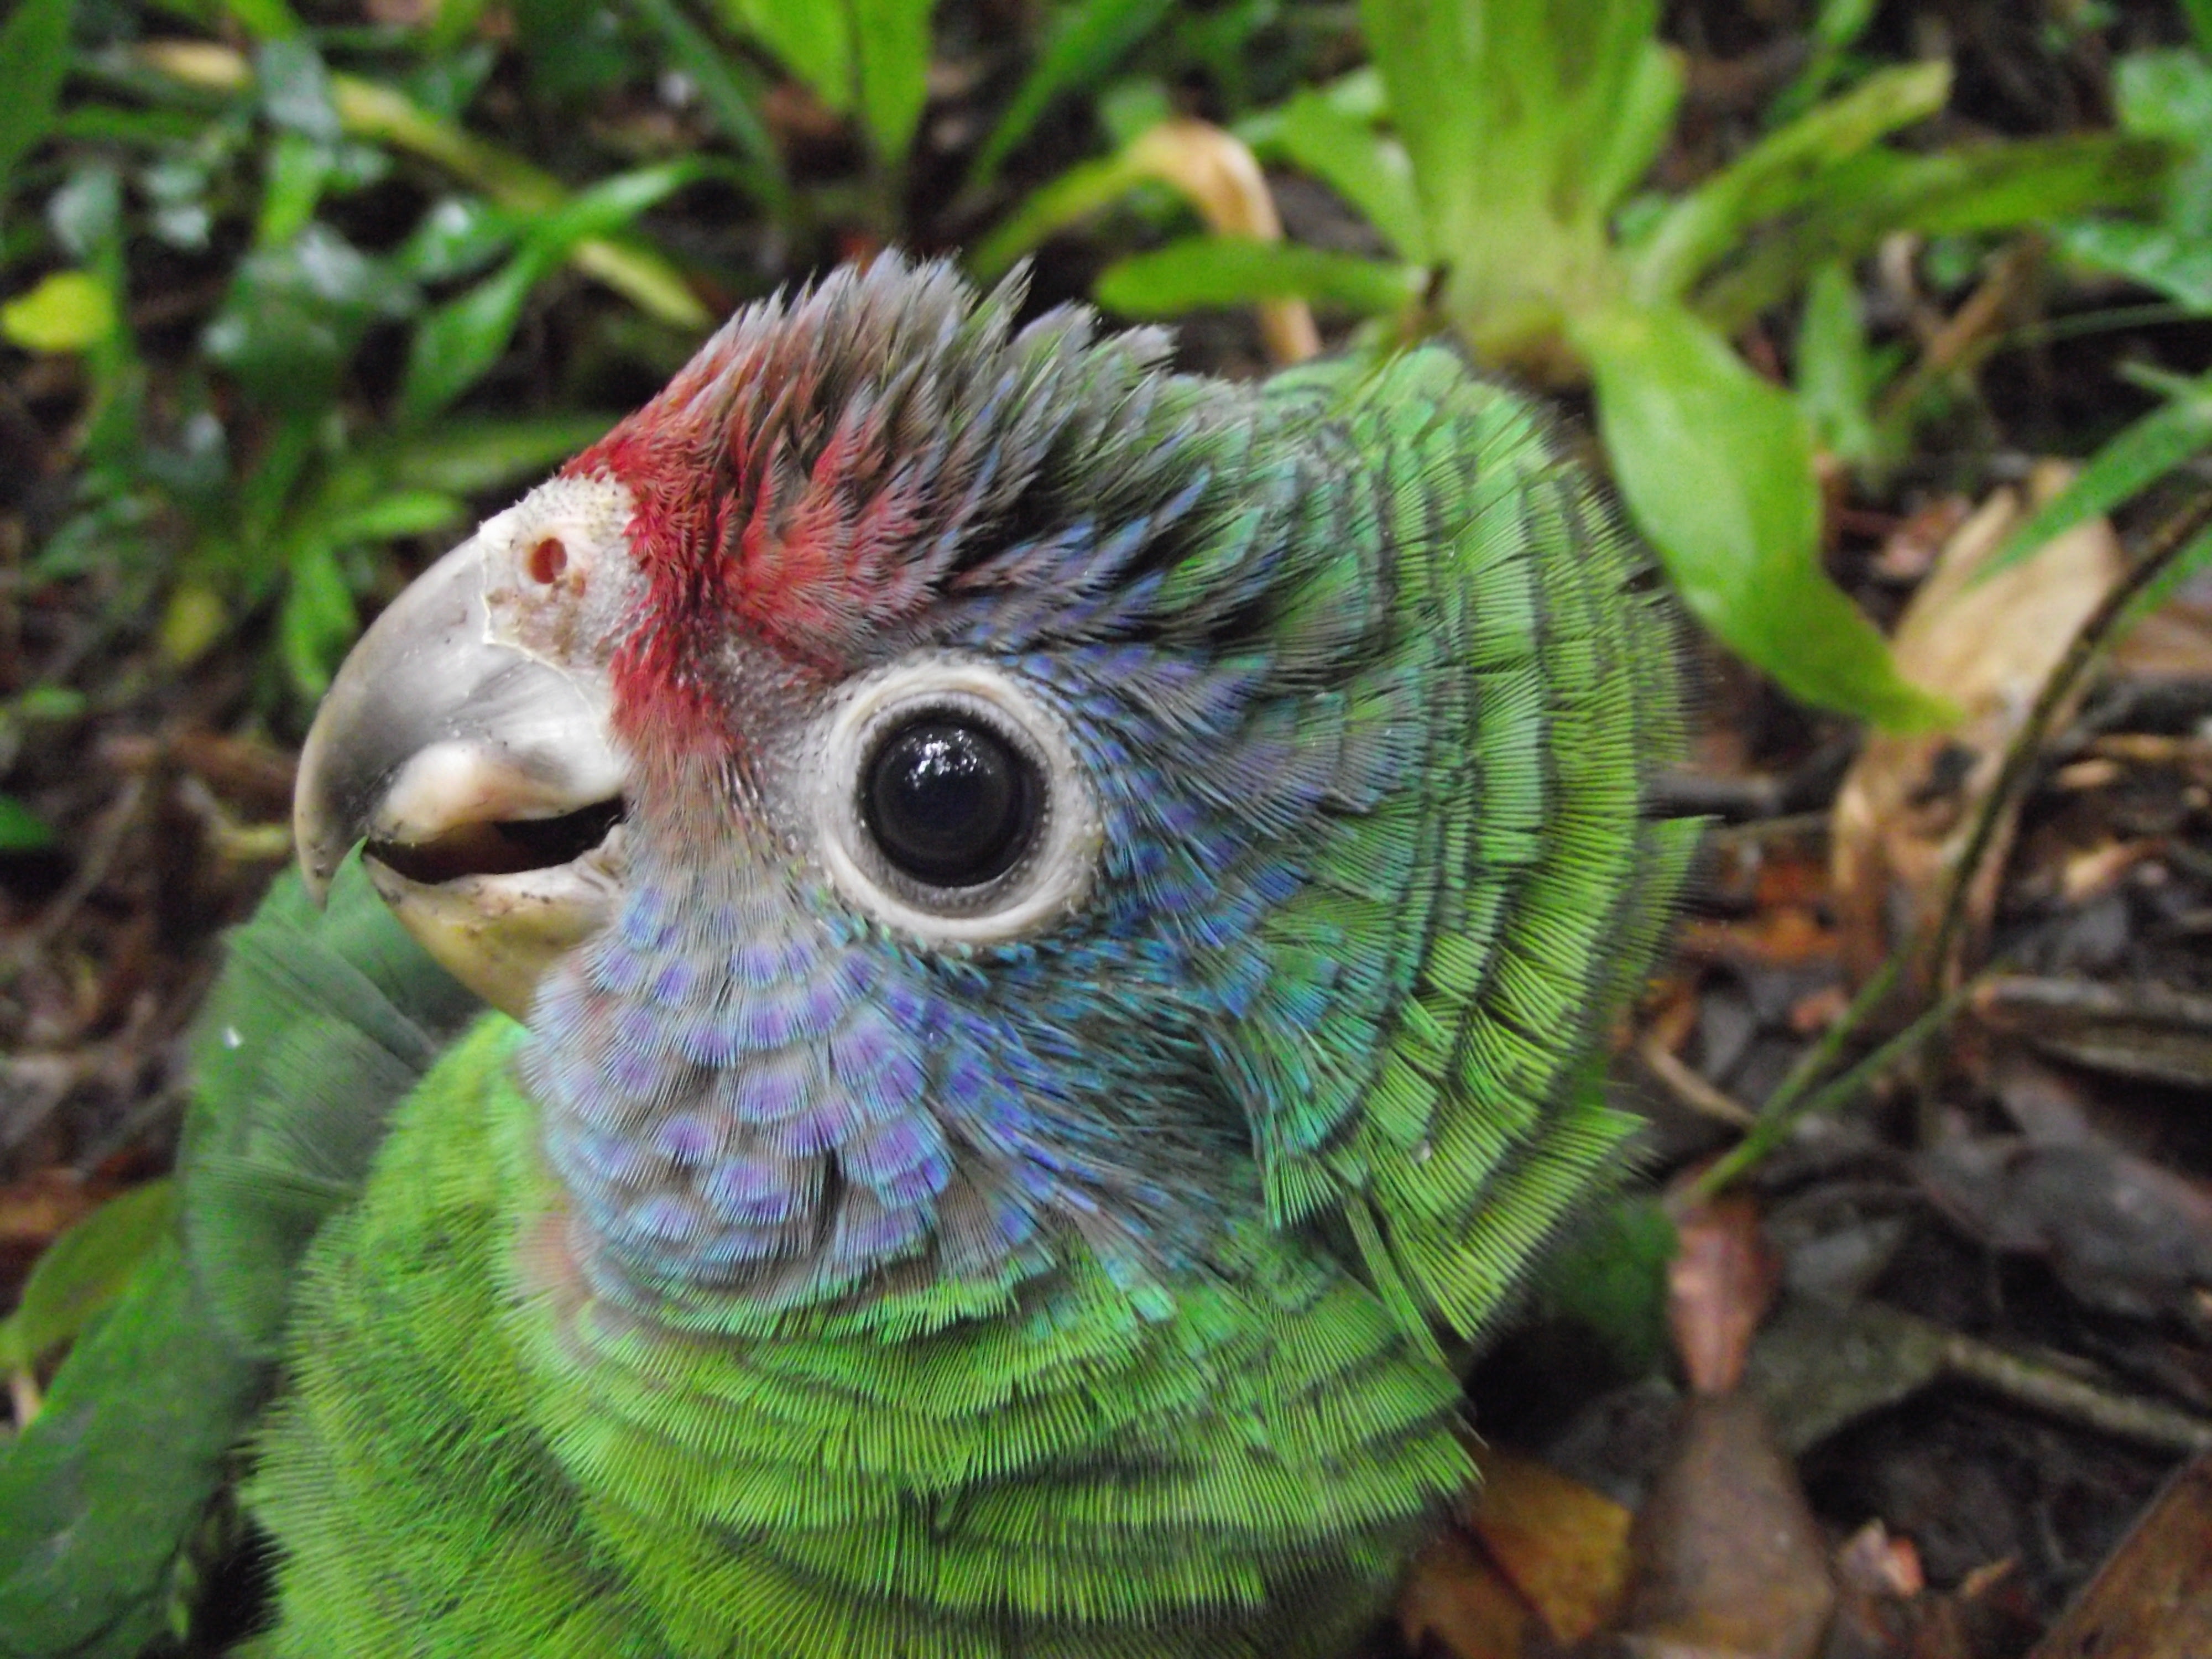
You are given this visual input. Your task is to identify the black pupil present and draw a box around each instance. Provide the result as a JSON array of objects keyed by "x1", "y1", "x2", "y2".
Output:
[{"x1": 862, "y1": 717, "x2": 1036, "y2": 887}]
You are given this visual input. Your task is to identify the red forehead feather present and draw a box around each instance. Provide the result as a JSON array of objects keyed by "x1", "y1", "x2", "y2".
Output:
[{"x1": 562, "y1": 327, "x2": 938, "y2": 748}]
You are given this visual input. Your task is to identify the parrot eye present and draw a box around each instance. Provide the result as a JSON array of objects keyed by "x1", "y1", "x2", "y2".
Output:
[
  {"x1": 812, "y1": 657, "x2": 1100, "y2": 944},
  {"x1": 861, "y1": 716, "x2": 1037, "y2": 887}
]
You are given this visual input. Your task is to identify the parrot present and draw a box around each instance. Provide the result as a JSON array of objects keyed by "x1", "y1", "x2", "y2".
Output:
[{"x1": 0, "y1": 255, "x2": 1694, "y2": 1658}]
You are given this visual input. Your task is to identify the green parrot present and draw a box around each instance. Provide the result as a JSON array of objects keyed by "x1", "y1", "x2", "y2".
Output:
[{"x1": 1, "y1": 258, "x2": 1691, "y2": 1657}]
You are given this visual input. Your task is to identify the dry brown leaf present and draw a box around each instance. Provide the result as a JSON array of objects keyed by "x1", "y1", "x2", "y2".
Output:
[
  {"x1": 1914, "y1": 1134, "x2": 2212, "y2": 1323},
  {"x1": 1618, "y1": 1394, "x2": 1837, "y2": 1659},
  {"x1": 1830, "y1": 462, "x2": 2124, "y2": 989},
  {"x1": 1666, "y1": 1196, "x2": 1779, "y2": 1397},
  {"x1": 1463, "y1": 1447, "x2": 1634, "y2": 1646},
  {"x1": 1678, "y1": 909, "x2": 1839, "y2": 970},
  {"x1": 1121, "y1": 120, "x2": 1321, "y2": 366},
  {"x1": 2026, "y1": 1449, "x2": 2212, "y2": 1659},
  {"x1": 1396, "y1": 1525, "x2": 1531, "y2": 1659},
  {"x1": 2112, "y1": 581, "x2": 2212, "y2": 682}
]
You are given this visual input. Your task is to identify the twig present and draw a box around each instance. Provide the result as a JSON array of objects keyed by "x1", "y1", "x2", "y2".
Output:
[
  {"x1": 1639, "y1": 1033, "x2": 1759, "y2": 1128},
  {"x1": 1684, "y1": 965, "x2": 1985, "y2": 1204},
  {"x1": 1927, "y1": 487, "x2": 2212, "y2": 980},
  {"x1": 1874, "y1": 240, "x2": 2040, "y2": 427},
  {"x1": 1690, "y1": 486, "x2": 2212, "y2": 1197},
  {"x1": 4, "y1": 774, "x2": 146, "y2": 961},
  {"x1": 1942, "y1": 1331, "x2": 2212, "y2": 1454}
]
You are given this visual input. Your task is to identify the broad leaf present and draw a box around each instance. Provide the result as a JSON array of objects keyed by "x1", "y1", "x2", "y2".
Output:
[
  {"x1": 379, "y1": 412, "x2": 617, "y2": 494},
  {"x1": 2057, "y1": 217, "x2": 2212, "y2": 312},
  {"x1": 1095, "y1": 236, "x2": 1423, "y2": 318},
  {"x1": 1574, "y1": 302, "x2": 1952, "y2": 729},
  {"x1": 1794, "y1": 260, "x2": 1882, "y2": 466},
  {"x1": 0, "y1": 0, "x2": 75, "y2": 216},
  {"x1": 717, "y1": 0, "x2": 848, "y2": 114},
  {"x1": 399, "y1": 161, "x2": 696, "y2": 421},
  {"x1": 202, "y1": 222, "x2": 418, "y2": 413},
  {"x1": 1632, "y1": 60, "x2": 1950, "y2": 304},
  {"x1": 1, "y1": 270, "x2": 115, "y2": 352},
  {"x1": 968, "y1": 0, "x2": 1176, "y2": 190},
  {"x1": 852, "y1": 0, "x2": 937, "y2": 165},
  {"x1": 1697, "y1": 134, "x2": 2172, "y2": 330},
  {"x1": 279, "y1": 539, "x2": 357, "y2": 697},
  {"x1": 1987, "y1": 379, "x2": 2212, "y2": 580},
  {"x1": 1358, "y1": 0, "x2": 1662, "y2": 363},
  {"x1": 1274, "y1": 89, "x2": 1428, "y2": 262}
]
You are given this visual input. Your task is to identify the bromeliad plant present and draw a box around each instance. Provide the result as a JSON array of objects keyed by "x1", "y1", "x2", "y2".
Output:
[{"x1": 985, "y1": 0, "x2": 2171, "y2": 728}]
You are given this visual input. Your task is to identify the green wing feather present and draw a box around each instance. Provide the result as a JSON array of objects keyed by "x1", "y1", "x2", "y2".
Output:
[{"x1": 0, "y1": 858, "x2": 477, "y2": 1658}]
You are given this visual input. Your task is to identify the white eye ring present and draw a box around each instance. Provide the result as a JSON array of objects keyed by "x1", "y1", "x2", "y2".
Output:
[{"x1": 812, "y1": 656, "x2": 1101, "y2": 945}]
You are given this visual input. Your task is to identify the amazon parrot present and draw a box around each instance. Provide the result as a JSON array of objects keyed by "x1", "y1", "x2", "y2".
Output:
[{"x1": 0, "y1": 258, "x2": 1692, "y2": 1657}]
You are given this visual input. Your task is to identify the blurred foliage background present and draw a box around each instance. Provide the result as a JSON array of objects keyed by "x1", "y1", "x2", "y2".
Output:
[
  {"x1": 3, "y1": 0, "x2": 2211, "y2": 773},
  {"x1": 3, "y1": 0, "x2": 2212, "y2": 889}
]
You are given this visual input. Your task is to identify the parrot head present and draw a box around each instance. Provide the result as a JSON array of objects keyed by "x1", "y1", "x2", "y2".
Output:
[{"x1": 297, "y1": 258, "x2": 1430, "y2": 1323}]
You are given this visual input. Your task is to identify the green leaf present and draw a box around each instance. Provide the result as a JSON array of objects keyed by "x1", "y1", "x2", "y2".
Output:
[
  {"x1": 395, "y1": 194, "x2": 518, "y2": 284},
  {"x1": 1359, "y1": 0, "x2": 1663, "y2": 249},
  {"x1": 1232, "y1": 66, "x2": 1383, "y2": 151},
  {"x1": 969, "y1": 146, "x2": 1156, "y2": 281},
  {"x1": 717, "y1": 0, "x2": 850, "y2": 113},
  {"x1": 0, "y1": 0, "x2": 75, "y2": 214},
  {"x1": 2057, "y1": 217, "x2": 2212, "y2": 312},
  {"x1": 1095, "y1": 236, "x2": 1423, "y2": 318},
  {"x1": 1274, "y1": 89, "x2": 1427, "y2": 262},
  {"x1": 0, "y1": 796, "x2": 55, "y2": 853},
  {"x1": 1632, "y1": 60, "x2": 1950, "y2": 305},
  {"x1": 1, "y1": 270, "x2": 116, "y2": 351},
  {"x1": 1986, "y1": 381, "x2": 2212, "y2": 581},
  {"x1": 853, "y1": 0, "x2": 938, "y2": 165},
  {"x1": 1768, "y1": 0, "x2": 1880, "y2": 123},
  {"x1": 1584, "y1": 40, "x2": 1684, "y2": 222},
  {"x1": 1357, "y1": 0, "x2": 1662, "y2": 364},
  {"x1": 321, "y1": 488, "x2": 464, "y2": 544},
  {"x1": 622, "y1": 0, "x2": 787, "y2": 210},
  {"x1": 0, "y1": 1181, "x2": 178, "y2": 1372},
  {"x1": 2187, "y1": 0, "x2": 2212, "y2": 59},
  {"x1": 1794, "y1": 260, "x2": 1880, "y2": 465},
  {"x1": 399, "y1": 161, "x2": 696, "y2": 421},
  {"x1": 379, "y1": 411, "x2": 615, "y2": 494},
  {"x1": 968, "y1": 0, "x2": 1176, "y2": 190},
  {"x1": 398, "y1": 255, "x2": 538, "y2": 422},
  {"x1": 1573, "y1": 301, "x2": 1952, "y2": 729},
  {"x1": 279, "y1": 539, "x2": 357, "y2": 697},
  {"x1": 253, "y1": 129, "x2": 332, "y2": 248},
  {"x1": 255, "y1": 35, "x2": 341, "y2": 142},
  {"x1": 202, "y1": 222, "x2": 418, "y2": 412},
  {"x1": 1697, "y1": 134, "x2": 2172, "y2": 330},
  {"x1": 2115, "y1": 48, "x2": 2212, "y2": 145}
]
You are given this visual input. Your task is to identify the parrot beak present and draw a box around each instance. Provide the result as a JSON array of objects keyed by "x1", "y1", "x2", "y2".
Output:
[{"x1": 294, "y1": 529, "x2": 627, "y2": 1018}]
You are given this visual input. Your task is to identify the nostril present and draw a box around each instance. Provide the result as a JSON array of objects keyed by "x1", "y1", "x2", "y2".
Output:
[{"x1": 528, "y1": 536, "x2": 569, "y2": 585}]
